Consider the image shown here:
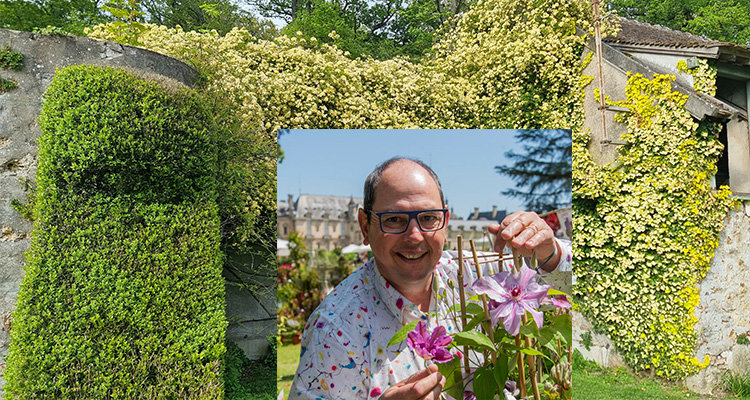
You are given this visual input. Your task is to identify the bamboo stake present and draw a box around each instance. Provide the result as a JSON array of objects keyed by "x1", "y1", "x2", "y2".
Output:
[
  {"x1": 525, "y1": 254, "x2": 541, "y2": 400},
  {"x1": 451, "y1": 253, "x2": 509, "y2": 260},
  {"x1": 456, "y1": 236, "x2": 471, "y2": 379},
  {"x1": 470, "y1": 240, "x2": 497, "y2": 365},
  {"x1": 511, "y1": 248, "x2": 527, "y2": 398}
]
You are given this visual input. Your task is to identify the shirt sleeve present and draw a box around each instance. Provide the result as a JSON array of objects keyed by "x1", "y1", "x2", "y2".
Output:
[
  {"x1": 288, "y1": 317, "x2": 370, "y2": 400},
  {"x1": 547, "y1": 238, "x2": 572, "y2": 273}
]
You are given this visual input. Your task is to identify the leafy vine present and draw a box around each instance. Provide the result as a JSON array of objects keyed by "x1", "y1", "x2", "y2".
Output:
[{"x1": 573, "y1": 69, "x2": 739, "y2": 379}]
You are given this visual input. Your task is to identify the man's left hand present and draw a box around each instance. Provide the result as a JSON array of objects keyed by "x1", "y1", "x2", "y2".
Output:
[{"x1": 488, "y1": 211, "x2": 559, "y2": 272}]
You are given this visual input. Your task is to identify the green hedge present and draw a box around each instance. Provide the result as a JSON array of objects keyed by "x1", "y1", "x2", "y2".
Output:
[
  {"x1": 5, "y1": 65, "x2": 226, "y2": 399},
  {"x1": 35, "y1": 65, "x2": 218, "y2": 204}
]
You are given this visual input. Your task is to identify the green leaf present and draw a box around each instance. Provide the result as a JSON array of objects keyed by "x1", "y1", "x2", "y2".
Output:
[
  {"x1": 547, "y1": 288, "x2": 568, "y2": 296},
  {"x1": 519, "y1": 348, "x2": 545, "y2": 357},
  {"x1": 551, "y1": 313, "x2": 572, "y2": 345},
  {"x1": 474, "y1": 365, "x2": 498, "y2": 400},
  {"x1": 387, "y1": 320, "x2": 418, "y2": 347},
  {"x1": 465, "y1": 303, "x2": 485, "y2": 315},
  {"x1": 438, "y1": 356, "x2": 463, "y2": 400},
  {"x1": 453, "y1": 331, "x2": 496, "y2": 352},
  {"x1": 493, "y1": 354, "x2": 509, "y2": 389},
  {"x1": 464, "y1": 312, "x2": 485, "y2": 331}
]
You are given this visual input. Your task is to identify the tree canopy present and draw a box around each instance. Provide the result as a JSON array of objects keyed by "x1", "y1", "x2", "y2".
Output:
[
  {"x1": 609, "y1": 0, "x2": 750, "y2": 45},
  {"x1": 495, "y1": 129, "x2": 572, "y2": 214}
]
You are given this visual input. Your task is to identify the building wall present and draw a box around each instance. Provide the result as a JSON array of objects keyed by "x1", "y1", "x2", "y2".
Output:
[{"x1": 577, "y1": 39, "x2": 750, "y2": 395}]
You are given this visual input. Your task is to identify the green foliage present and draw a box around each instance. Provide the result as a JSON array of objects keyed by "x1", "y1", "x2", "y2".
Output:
[
  {"x1": 4, "y1": 65, "x2": 226, "y2": 398},
  {"x1": 495, "y1": 129, "x2": 572, "y2": 213},
  {"x1": 723, "y1": 371, "x2": 750, "y2": 397},
  {"x1": 0, "y1": 45, "x2": 23, "y2": 70},
  {"x1": 224, "y1": 338, "x2": 276, "y2": 400},
  {"x1": 580, "y1": 331, "x2": 593, "y2": 351},
  {"x1": 608, "y1": 0, "x2": 750, "y2": 45},
  {"x1": 738, "y1": 334, "x2": 750, "y2": 346},
  {"x1": 5, "y1": 198, "x2": 226, "y2": 399},
  {"x1": 35, "y1": 66, "x2": 218, "y2": 204},
  {"x1": 573, "y1": 70, "x2": 739, "y2": 379},
  {"x1": 0, "y1": 0, "x2": 108, "y2": 35},
  {"x1": 0, "y1": 75, "x2": 17, "y2": 92},
  {"x1": 0, "y1": 44, "x2": 22, "y2": 93},
  {"x1": 259, "y1": 0, "x2": 463, "y2": 60},
  {"x1": 140, "y1": 0, "x2": 278, "y2": 37}
]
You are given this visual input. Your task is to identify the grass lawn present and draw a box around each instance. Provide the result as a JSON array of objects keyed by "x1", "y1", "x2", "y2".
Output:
[
  {"x1": 573, "y1": 351, "x2": 750, "y2": 400},
  {"x1": 277, "y1": 343, "x2": 301, "y2": 400}
]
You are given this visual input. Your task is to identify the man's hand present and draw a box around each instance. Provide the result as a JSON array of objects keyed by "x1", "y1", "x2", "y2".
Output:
[
  {"x1": 488, "y1": 211, "x2": 560, "y2": 272},
  {"x1": 380, "y1": 363, "x2": 445, "y2": 400}
]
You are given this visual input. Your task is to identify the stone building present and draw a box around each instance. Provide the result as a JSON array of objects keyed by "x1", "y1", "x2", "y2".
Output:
[
  {"x1": 277, "y1": 194, "x2": 364, "y2": 251},
  {"x1": 575, "y1": 18, "x2": 750, "y2": 394}
]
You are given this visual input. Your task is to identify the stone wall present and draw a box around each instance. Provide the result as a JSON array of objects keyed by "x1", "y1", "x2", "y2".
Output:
[
  {"x1": 0, "y1": 29, "x2": 274, "y2": 397},
  {"x1": 573, "y1": 203, "x2": 750, "y2": 394},
  {"x1": 686, "y1": 202, "x2": 750, "y2": 394}
]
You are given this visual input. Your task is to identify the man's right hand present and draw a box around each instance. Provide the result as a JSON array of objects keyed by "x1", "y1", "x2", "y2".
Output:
[{"x1": 380, "y1": 363, "x2": 445, "y2": 399}]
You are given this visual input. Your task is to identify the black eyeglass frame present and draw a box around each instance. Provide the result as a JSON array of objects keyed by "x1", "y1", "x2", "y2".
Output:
[{"x1": 368, "y1": 208, "x2": 449, "y2": 234}]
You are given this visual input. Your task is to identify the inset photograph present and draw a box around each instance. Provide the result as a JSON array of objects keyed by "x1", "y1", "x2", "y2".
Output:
[{"x1": 277, "y1": 129, "x2": 572, "y2": 400}]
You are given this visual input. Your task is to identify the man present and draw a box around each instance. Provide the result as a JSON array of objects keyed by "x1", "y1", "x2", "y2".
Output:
[{"x1": 288, "y1": 157, "x2": 571, "y2": 400}]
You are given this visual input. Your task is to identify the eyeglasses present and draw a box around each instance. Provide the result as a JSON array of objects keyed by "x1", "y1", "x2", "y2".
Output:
[{"x1": 370, "y1": 209, "x2": 448, "y2": 234}]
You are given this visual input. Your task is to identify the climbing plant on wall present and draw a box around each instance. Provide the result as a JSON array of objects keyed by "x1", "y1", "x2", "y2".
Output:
[
  {"x1": 572, "y1": 68, "x2": 739, "y2": 379},
  {"x1": 0, "y1": 44, "x2": 23, "y2": 92}
]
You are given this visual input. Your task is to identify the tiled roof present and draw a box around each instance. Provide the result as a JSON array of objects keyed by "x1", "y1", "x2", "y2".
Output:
[
  {"x1": 606, "y1": 18, "x2": 727, "y2": 49},
  {"x1": 292, "y1": 194, "x2": 363, "y2": 219}
]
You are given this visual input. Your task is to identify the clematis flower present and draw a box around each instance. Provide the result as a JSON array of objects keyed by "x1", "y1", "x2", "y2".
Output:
[
  {"x1": 406, "y1": 321, "x2": 453, "y2": 363},
  {"x1": 472, "y1": 266, "x2": 550, "y2": 336}
]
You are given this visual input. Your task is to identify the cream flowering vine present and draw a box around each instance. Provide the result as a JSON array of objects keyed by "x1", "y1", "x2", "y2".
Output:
[
  {"x1": 573, "y1": 70, "x2": 739, "y2": 379},
  {"x1": 86, "y1": 0, "x2": 740, "y2": 383}
]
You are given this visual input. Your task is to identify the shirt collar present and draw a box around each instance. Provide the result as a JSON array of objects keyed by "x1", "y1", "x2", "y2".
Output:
[{"x1": 368, "y1": 255, "x2": 456, "y2": 327}]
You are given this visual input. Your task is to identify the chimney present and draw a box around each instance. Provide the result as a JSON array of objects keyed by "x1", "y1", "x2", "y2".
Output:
[
  {"x1": 288, "y1": 194, "x2": 295, "y2": 214},
  {"x1": 472, "y1": 207, "x2": 479, "y2": 220},
  {"x1": 492, "y1": 205, "x2": 497, "y2": 218}
]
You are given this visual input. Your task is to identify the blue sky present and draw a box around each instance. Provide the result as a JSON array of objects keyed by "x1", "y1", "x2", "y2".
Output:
[{"x1": 277, "y1": 129, "x2": 553, "y2": 219}]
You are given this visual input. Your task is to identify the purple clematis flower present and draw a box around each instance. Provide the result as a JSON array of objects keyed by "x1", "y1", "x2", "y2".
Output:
[
  {"x1": 472, "y1": 266, "x2": 550, "y2": 336},
  {"x1": 406, "y1": 321, "x2": 454, "y2": 363},
  {"x1": 547, "y1": 294, "x2": 571, "y2": 309}
]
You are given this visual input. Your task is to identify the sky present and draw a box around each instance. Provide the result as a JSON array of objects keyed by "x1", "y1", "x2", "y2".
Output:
[{"x1": 277, "y1": 129, "x2": 560, "y2": 220}]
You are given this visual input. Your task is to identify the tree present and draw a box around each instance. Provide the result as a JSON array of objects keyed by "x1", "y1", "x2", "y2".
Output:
[
  {"x1": 495, "y1": 129, "x2": 572, "y2": 214},
  {"x1": 264, "y1": 0, "x2": 471, "y2": 60},
  {"x1": 608, "y1": 0, "x2": 750, "y2": 45},
  {"x1": 139, "y1": 0, "x2": 278, "y2": 36},
  {"x1": 0, "y1": 0, "x2": 108, "y2": 35}
]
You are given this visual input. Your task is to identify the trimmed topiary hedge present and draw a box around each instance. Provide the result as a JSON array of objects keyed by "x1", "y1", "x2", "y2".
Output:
[{"x1": 5, "y1": 65, "x2": 226, "y2": 399}]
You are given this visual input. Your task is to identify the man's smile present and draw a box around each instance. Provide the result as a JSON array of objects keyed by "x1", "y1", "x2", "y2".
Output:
[{"x1": 395, "y1": 250, "x2": 428, "y2": 261}]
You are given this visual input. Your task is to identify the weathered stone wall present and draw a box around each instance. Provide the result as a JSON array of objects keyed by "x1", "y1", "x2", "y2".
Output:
[
  {"x1": 686, "y1": 202, "x2": 750, "y2": 394},
  {"x1": 573, "y1": 203, "x2": 750, "y2": 394},
  {"x1": 0, "y1": 29, "x2": 274, "y2": 397}
]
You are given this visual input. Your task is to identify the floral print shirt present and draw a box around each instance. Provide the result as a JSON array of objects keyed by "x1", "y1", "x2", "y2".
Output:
[{"x1": 288, "y1": 240, "x2": 572, "y2": 400}]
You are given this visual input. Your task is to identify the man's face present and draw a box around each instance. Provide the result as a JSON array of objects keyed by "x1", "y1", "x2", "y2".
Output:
[{"x1": 358, "y1": 160, "x2": 449, "y2": 293}]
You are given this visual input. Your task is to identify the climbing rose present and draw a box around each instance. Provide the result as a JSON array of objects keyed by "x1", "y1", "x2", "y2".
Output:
[
  {"x1": 472, "y1": 266, "x2": 550, "y2": 336},
  {"x1": 407, "y1": 321, "x2": 453, "y2": 363}
]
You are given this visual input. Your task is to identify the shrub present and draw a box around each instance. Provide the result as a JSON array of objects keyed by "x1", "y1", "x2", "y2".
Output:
[{"x1": 4, "y1": 65, "x2": 226, "y2": 399}]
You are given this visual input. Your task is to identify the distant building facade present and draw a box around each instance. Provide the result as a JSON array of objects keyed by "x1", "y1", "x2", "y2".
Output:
[{"x1": 277, "y1": 194, "x2": 363, "y2": 251}]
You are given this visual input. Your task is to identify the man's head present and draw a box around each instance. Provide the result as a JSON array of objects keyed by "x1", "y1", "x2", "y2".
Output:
[{"x1": 358, "y1": 158, "x2": 450, "y2": 294}]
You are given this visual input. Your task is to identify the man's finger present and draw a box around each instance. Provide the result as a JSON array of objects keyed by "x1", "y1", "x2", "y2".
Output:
[{"x1": 381, "y1": 364, "x2": 444, "y2": 400}]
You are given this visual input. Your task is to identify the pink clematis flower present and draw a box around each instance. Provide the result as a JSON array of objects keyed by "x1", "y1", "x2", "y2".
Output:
[
  {"x1": 547, "y1": 294, "x2": 571, "y2": 309},
  {"x1": 472, "y1": 266, "x2": 550, "y2": 336},
  {"x1": 407, "y1": 321, "x2": 454, "y2": 363}
]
